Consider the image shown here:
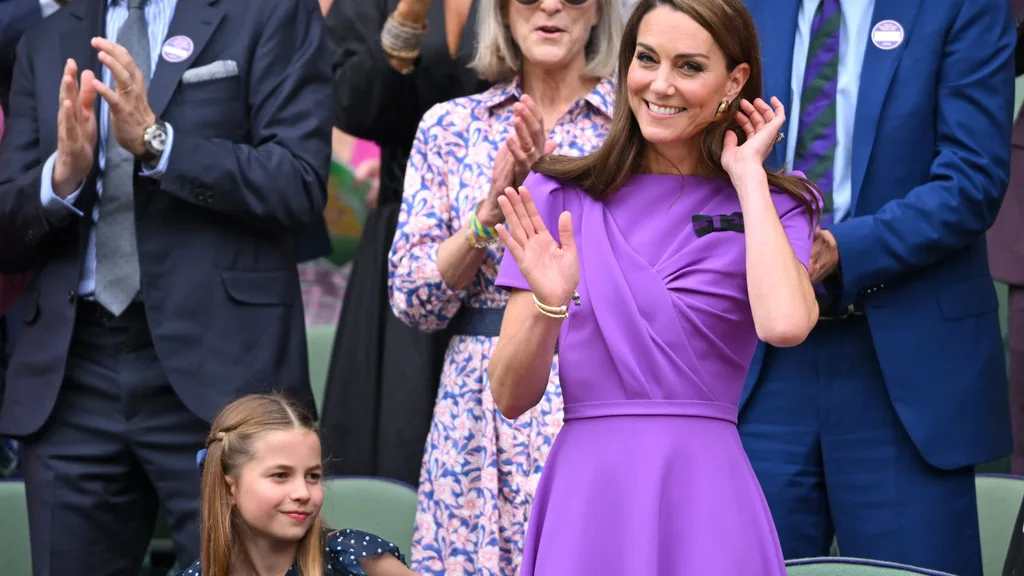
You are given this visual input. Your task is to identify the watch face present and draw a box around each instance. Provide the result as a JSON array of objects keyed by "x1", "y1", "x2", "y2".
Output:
[{"x1": 148, "y1": 125, "x2": 167, "y2": 152}]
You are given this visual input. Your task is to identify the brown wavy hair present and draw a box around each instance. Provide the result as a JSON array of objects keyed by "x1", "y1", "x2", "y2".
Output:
[
  {"x1": 535, "y1": 0, "x2": 820, "y2": 219},
  {"x1": 200, "y1": 394, "x2": 325, "y2": 576}
]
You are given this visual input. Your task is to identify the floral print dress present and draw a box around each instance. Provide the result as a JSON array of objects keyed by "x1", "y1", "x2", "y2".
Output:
[{"x1": 388, "y1": 77, "x2": 614, "y2": 576}]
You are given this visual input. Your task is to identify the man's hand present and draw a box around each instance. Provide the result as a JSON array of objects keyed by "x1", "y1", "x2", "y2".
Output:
[
  {"x1": 809, "y1": 227, "x2": 839, "y2": 285},
  {"x1": 90, "y1": 37, "x2": 156, "y2": 156},
  {"x1": 53, "y1": 58, "x2": 98, "y2": 199}
]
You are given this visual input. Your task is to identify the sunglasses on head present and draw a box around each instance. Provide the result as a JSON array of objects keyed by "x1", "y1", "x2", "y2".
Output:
[{"x1": 513, "y1": 0, "x2": 590, "y2": 6}]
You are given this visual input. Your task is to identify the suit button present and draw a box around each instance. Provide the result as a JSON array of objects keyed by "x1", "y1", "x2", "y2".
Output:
[{"x1": 68, "y1": 289, "x2": 77, "y2": 304}]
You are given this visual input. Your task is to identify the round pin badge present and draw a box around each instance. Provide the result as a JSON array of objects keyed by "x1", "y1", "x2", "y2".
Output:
[
  {"x1": 161, "y1": 36, "x2": 194, "y2": 63},
  {"x1": 871, "y1": 20, "x2": 904, "y2": 50}
]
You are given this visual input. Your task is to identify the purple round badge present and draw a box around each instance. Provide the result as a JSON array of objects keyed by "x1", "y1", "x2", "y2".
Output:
[
  {"x1": 871, "y1": 20, "x2": 904, "y2": 51},
  {"x1": 161, "y1": 35, "x2": 194, "y2": 63}
]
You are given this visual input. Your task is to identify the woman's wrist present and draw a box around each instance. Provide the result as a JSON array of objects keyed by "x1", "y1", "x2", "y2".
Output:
[
  {"x1": 382, "y1": 0, "x2": 428, "y2": 72},
  {"x1": 533, "y1": 289, "x2": 577, "y2": 311},
  {"x1": 464, "y1": 203, "x2": 499, "y2": 249},
  {"x1": 475, "y1": 201, "x2": 504, "y2": 228},
  {"x1": 729, "y1": 164, "x2": 768, "y2": 196},
  {"x1": 394, "y1": 0, "x2": 428, "y2": 23}
]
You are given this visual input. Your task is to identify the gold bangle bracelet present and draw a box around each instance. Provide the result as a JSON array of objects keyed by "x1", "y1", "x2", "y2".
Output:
[
  {"x1": 536, "y1": 305, "x2": 569, "y2": 317},
  {"x1": 536, "y1": 307, "x2": 568, "y2": 319},
  {"x1": 532, "y1": 293, "x2": 569, "y2": 318}
]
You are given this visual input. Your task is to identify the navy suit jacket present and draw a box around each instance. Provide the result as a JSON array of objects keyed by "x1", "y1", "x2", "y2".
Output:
[
  {"x1": 0, "y1": 0, "x2": 43, "y2": 110},
  {"x1": 0, "y1": 0, "x2": 331, "y2": 436},
  {"x1": 0, "y1": 0, "x2": 41, "y2": 49},
  {"x1": 740, "y1": 0, "x2": 1015, "y2": 470}
]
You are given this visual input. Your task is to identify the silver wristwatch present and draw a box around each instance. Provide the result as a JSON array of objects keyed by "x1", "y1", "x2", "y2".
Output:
[{"x1": 140, "y1": 119, "x2": 168, "y2": 164}]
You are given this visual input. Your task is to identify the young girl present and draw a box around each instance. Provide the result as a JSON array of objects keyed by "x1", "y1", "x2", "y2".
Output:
[{"x1": 177, "y1": 394, "x2": 413, "y2": 576}]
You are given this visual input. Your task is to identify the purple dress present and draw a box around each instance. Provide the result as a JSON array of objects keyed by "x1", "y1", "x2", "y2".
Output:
[{"x1": 495, "y1": 172, "x2": 815, "y2": 575}]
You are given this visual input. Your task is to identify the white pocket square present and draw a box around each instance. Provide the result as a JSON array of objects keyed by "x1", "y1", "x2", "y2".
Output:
[{"x1": 181, "y1": 60, "x2": 239, "y2": 84}]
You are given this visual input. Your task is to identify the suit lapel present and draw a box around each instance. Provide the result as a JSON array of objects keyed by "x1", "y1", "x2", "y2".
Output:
[
  {"x1": 61, "y1": 0, "x2": 106, "y2": 247},
  {"x1": 61, "y1": 0, "x2": 106, "y2": 112},
  {"x1": 148, "y1": 0, "x2": 224, "y2": 117},
  {"x1": 850, "y1": 0, "x2": 923, "y2": 211},
  {"x1": 747, "y1": 0, "x2": 801, "y2": 170}
]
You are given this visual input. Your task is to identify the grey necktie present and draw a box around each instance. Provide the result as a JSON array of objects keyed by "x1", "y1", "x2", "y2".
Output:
[{"x1": 94, "y1": 0, "x2": 150, "y2": 315}]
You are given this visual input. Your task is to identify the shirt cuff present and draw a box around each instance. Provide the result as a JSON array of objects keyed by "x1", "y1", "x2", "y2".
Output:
[
  {"x1": 39, "y1": 0, "x2": 61, "y2": 18},
  {"x1": 39, "y1": 152, "x2": 85, "y2": 224},
  {"x1": 140, "y1": 122, "x2": 174, "y2": 178}
]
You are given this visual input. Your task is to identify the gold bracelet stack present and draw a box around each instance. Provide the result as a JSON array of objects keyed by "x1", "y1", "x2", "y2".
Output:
[
  {"x1": 533, "y1": 291, "x2": 581, "y2": 319},
  {"x1": 380, "y1": 13, "x2": 427, "y2": 74}
]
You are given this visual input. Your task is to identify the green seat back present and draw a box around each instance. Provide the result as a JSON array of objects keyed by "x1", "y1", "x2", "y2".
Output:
[
  {"x1": 977, "y1": 474, "x2": 1024, "y2": 576},
  {"x1": 306, "y1": 324, "x2": 337, "y2": 418},
  {"x1": 320, "y1": 477, "x2": 418, "y2": 557},
  {"x1": 0, "y1": 481, "x2": 32, "y2": 576},
  {"x1": 787, "y1": 558, "x2": 955, "y2": 576}
]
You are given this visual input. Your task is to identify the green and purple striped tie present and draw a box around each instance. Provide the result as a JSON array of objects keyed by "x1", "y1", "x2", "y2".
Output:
[{"x1": 793, "y1": 0, "x2": 840, "y2": 226}]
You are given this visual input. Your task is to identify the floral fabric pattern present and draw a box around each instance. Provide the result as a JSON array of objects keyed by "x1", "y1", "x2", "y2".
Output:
[{"x1": 388, "y1": 77, "x2": 615, "y2": 576}]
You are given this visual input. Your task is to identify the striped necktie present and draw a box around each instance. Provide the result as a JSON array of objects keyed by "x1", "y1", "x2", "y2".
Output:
[{"x1": 793, "y1": 0, "x2": 840, "y2": 226}]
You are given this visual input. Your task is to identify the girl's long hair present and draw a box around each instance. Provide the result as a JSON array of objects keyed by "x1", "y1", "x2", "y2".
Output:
[
  {"x1": 536, "y1": 0, "x2": 820, "y2": 219},
  {"x1": 200, "y1": 394, "x2": 325, "y2": 576}
]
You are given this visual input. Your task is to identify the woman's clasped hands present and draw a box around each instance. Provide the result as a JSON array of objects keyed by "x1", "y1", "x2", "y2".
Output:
[{"x1": 477, "y1": 95, "x2": 557, "y2": 228}]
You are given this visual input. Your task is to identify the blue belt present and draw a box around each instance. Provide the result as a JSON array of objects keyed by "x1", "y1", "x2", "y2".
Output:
[
  {"x1": 450, "y1": 307, "x2": 505, "y2": 337},
  {"x1": 449, "y1": 306, "x2": 558, "y2": 354}
]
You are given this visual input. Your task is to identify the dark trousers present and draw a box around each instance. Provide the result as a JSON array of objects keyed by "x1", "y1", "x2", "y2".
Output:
[
  {"x1": 739, "y1": 318, "x2": 982, "y2": 576},
  {"x1": 19, "y1": 302, "x2": 208, "y2": 575}
]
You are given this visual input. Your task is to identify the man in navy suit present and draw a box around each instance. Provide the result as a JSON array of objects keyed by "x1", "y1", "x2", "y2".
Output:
[
  {"x1": 0, "y1": 0, "x2": 330, "y2": 573},
  {"x1": 739, "y1": 1, "x2": 1015, "y2": 574}
]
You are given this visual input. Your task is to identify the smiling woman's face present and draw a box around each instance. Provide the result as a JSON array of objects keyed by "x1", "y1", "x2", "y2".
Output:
[
  {"x1": 506, "y1": 0, "x2": 600, "y2": 73},
  {"x1": 626, "y1": 5, "x2": 747, "y2": 152}
]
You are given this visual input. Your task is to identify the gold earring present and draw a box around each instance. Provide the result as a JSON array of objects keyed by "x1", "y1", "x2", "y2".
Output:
[{"x1": 715, "y1": 100, "x2": 730, "y2": 120}]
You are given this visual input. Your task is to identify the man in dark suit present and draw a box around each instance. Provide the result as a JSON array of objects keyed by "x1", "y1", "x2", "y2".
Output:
[
  {"x1": 740, "y1": 0, "x2": 1014, "y2": 574},
  {"x1": 0, "y1": 0, "x2": 63, "y2": 433},
  {"x1": 988, "y1": 2, "x2": 1024, "y2": 476},
  {"x1": 0, "y1": 0, "x2": 330, "y2": 573}
]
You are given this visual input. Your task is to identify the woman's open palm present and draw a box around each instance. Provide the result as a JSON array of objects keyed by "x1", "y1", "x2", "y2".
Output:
[{"x1": 495, "y1": 187, "x2": 578, "y2": 308}]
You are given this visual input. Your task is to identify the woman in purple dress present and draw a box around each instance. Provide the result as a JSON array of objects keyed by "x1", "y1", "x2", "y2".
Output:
[{"x1": 487, "y1": 0, "x2": 821, "y2": 573}]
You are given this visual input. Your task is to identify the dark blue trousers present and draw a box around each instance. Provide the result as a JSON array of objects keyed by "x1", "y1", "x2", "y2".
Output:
[
  {"x1": 739, "y1": 318, "x2": 982, "y2": 576},
  {"x1": 19, "y1": 303, "x2": 208, "y2": 575}
]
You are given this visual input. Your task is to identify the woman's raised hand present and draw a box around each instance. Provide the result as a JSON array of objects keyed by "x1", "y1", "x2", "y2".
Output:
[
  {"x1": 495, "y1": 186, "x2": 578, "y2": 309},
  {"x1": 721, "y1": 97, "x2": 786, "y2": 178}
]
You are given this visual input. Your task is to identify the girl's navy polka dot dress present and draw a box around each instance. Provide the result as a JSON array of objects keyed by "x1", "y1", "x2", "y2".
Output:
[{"x1": 176, "y1": 529, "x2": 406, "y2": 575}]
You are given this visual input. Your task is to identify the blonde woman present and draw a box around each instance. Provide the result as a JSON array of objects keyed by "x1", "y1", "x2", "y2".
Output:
[{"x1": 387, "y1": 0, "x2": 621, "y2": 574}]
